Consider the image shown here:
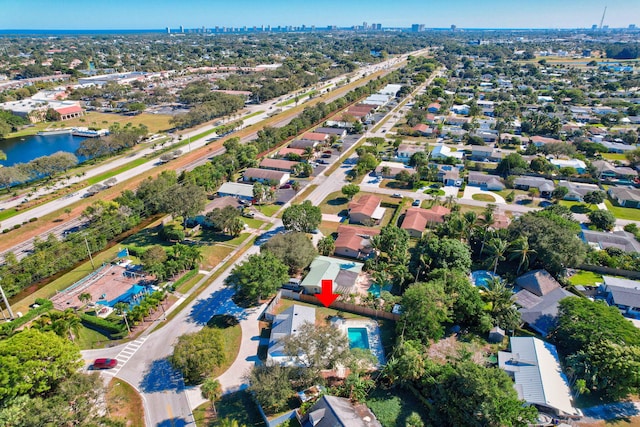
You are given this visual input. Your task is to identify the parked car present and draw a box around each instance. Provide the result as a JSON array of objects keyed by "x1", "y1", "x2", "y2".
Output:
[
  {"x1": 412, "y1": 199, "x2": 421, "y2": 206},
  {"x1": 242, "y1": 211, "x2": 255, "y2": 218},
  {"x1": 280, "y1": 183, "x2": 292, "y2": 189},
  {"x1": 92, "y1": 358, "x2": 118, "y2": 369},
  {"x1": 392, "y1": 193, "x2": 402, "y2": 198}
]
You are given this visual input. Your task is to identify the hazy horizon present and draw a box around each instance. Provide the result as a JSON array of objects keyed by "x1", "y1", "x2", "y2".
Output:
[{"x1": 1, "y1": 0, "x2": 638, "y2": 31}]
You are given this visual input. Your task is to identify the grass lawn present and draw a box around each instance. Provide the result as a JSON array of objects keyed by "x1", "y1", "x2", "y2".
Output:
[
  {"x1": 106, "y1": 378, "x2": 145, "y2": 427},
  {"x1": 568, "y1": 270, "x2": 603, "y2": 287},
  {"x1": 256, "y1": 204, "x2": 281, "y2": 217},
  {"x1": 242, "y1": 217, "x2": 264, "y2": 229},
  {"x1": 0, "y1": 208, "x2": 18, "y2": 222},
  {"x1": 319, "y1": 193, "x2": 350, "y2": 215},
  {"x1": 380, "y1": 180, "x2": 413, "y2": 191},
  {"x1": 122, "y1": 221, "x2": 170, "y2": 251},
  {"x1": 86, "y1": 157, "x2": 149, "y2": 185},
  {"x1": 471, "y1": 193, "x2": 496, "y2": 202},
  {"x1": 276, "y1": 90, "x2": 318, "y2": 107},
  {"x1": 559, "y1": 200, "x2": 598, "y2": 214},
  {"x1": 318, "y1": 220, "x2": 341, "y2": 237},
  {"x1": 458, "y1": 203, "x2": 491, "y2": 215},
  {"x1": 366, "y1": 387, "x2": 429, "y2": 427},
  {"x1": 63, "y1": 112, "x2": 173, "y2": 134},
  {"x1": 604, "y1": 200, "x2": 640, "y2": 221},
  {"x1": 601, "y1": 153, "x2": 629, "y2": 162},
  {"x1": 76, "y1": 324, "x2": 111, "y2": 350},
  {"x1": 291, "y1": 184, "x2": 318, "y2": 204},
  {"x1": 200, "y1": 245, "x2": 235, "y2": 269},
  {"x1": 207, "y1": 315, "x2": 243, "y2": 379},
  {"x1": 175, "y1": 273, "x2": 205, "y2": 294},
  {"x1": 194, "y1": 390, "x2": 266, "y2": 427},
  {"x1": 493, "y1": 189, "x2": 528, "y2": 202}
]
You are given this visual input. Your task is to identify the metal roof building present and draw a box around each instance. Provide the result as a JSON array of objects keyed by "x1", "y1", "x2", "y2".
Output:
[{"x1": 499, "y1": 337, "x2": 579, "y2": 417}]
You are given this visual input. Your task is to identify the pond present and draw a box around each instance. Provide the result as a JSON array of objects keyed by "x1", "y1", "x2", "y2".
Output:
[{"x1": 0, "y1": 133, "x2": 87, "y2": 166}]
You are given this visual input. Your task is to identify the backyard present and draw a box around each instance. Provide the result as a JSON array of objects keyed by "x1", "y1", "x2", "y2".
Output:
[{"x1": 604, "y1": 200, "x2": 640, "y2": 221}]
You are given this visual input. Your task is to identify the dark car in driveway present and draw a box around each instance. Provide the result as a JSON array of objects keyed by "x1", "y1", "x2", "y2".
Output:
[{"x1": 92, "y1": 358, "x2": 118, "y2": 369}]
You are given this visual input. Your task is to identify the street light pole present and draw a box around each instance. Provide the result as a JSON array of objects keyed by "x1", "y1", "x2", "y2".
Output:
[{"x1": 0, "y1": 283, "x2": 14, "y2": 320}]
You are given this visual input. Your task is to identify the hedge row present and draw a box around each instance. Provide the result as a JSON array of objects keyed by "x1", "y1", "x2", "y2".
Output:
[
  {"x1": 0, "y1": 298, "x2": 53, "y2": 336},
  {"x1": 80, "y1": 313, "x2": 126, "y2": 336}
]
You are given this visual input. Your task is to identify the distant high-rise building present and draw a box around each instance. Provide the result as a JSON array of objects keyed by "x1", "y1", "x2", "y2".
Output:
[
  {"x1": 375, "y1": 23, "x2": 382, "y2": 30},
  {"x1": 591, "y1": 24, "x2": 598, "y2": 30},
  {"x1": 363, "y1": 21, "x2": 368, "y2": 30},
  {"x1": 166, "y1": 27, "x2": 170, "y2": 34},
  {"x1": 411, "y1": 24, "x2": 424, "y2": 32},
  {"x1": 451, "y1": 24, "x2": 457, "y2": 31},
  {"x1": 629, "y1": 24, "x2": 637, "y2": 29},
  {"x1": 603, "y1": 25, "x2": 609, "y2": 30},
  {"x1": 180, "y1": 25, "x2": 184, "y2": 33}
]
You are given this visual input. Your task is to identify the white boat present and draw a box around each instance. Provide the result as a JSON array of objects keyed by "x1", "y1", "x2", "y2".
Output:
[{"x1": 37, "y1": 129, "x2": 72, "y2": 136}]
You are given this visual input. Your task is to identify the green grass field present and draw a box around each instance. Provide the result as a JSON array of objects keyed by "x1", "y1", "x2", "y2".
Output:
[
  {"x1": 194, "y1": 390, "x2": 266, "y2": 427},
  {"x1": 86, "y1": 157, "x2": 150, "y2": 185},
  {"x1": 604, "y1": 200, "x2": 640, "y2": 221},
  {"x1": 256, "y1": 204, "x2": 281, "y2": 217},
  {"x1": 601, "y1": 153, "x2": 629, "y2": 162},
  {"x1": 568, "y1": 270, "x2": 603, "y2": 287},
  {"x1": 559, "y1": 200, "x2": 598, "y2": 214},
  {"x1": 76, "y1": 325, "x2": 111, "y2": 350},
  {"x1": 471, "y1": 193, "x2": 496, "y2": 202}
]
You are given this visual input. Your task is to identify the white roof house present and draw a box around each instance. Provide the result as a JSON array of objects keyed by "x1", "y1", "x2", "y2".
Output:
[
  {"x1": 267, "y1": 304, "x2": 316, "y2": 366},
  {"x1": 498, "y1": 337, "x2": 579, "y2": 417},
  {"x1": 217, "y1": 182, "x2": 254, "y2": 200},
  {"x1": 431, "y1": 144, "x2": 464, "y2": 160},
  {"x1": 550, "y1": 158, "x2": 587, "y2": 172}
]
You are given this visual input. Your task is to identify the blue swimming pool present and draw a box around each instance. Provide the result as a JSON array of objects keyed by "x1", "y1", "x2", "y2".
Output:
[
  {"x1": 368, "y1": 283, "x2": 392, "y2": 298},
  {"x1": 104, "y1": 284, "x2": 150, "y2": 308},
  {"x1": 470, "y1": 270, "x2": 499, "y2": 289},
  {"x1": 348, "y1": 328, "x2": 370, "y2": 349}
]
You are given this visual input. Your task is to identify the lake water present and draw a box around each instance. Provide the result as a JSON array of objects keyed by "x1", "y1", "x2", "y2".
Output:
[{"x1": 0, "y1": 133, "x2": 87, "y2": 167}]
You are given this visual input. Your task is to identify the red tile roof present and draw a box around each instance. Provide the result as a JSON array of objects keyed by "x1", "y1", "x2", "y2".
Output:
[
  {"x1": 413, "y1": 124, "x2": 430, "y2": 133},
  {"x1": 259, "y1": 158, "x2": 299, "y2": 171},
  {"x1": 278, "y1": 147, "x2": 306, "y2": 157},
  {"x1": 55, "y1": 105, "x2": 83, "y2": 115},
  {"x1": 302, "y1": 132, "x2": 328, "y2": 141},
  {"x1": 348, "y1": 195, "x2": 381, "y2": 217},
  {"x1": 335, "y1": 225, "x2": 380, "y2": 252}
]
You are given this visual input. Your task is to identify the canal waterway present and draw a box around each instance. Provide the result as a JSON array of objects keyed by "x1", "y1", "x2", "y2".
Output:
[{"x1": 0, "y1": 133, "x2": 87, "y2": 167}]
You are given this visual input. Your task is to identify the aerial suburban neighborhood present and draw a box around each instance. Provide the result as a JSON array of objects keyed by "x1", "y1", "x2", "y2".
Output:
[{"x1": 0, "y1": 3, "x2": 640, "y2": 427}]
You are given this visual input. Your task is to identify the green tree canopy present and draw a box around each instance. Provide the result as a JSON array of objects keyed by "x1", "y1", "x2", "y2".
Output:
[
  {"x1": 0, "y1": 329, "x2": 82, "y2": 402},
  {"x1": 397, "y1": 281, "x2": 450, "y2": 343},
  {"x1": 282, "y1": 201, "x2": 322, "y2": 233},
  {"x1": 261, "y1": 231, "x2": 317, "y2": 273},
  {"x1": 588, "y1": 209, "x2": 616, "y2": 231},
  {"x1": 496, "y1": 153, "x2": 528, "y2": 177},
  {"x1": 341, "y1": 184, "x2": 361, "y2": 199},
  {"x1": 169, "y1": 326, "x2": 226, "y2": 385},
  {"x1": 225, "y1": 251, "x2": 289, "y2": 303}
]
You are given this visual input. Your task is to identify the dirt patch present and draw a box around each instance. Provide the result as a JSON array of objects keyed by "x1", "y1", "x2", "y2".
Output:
[
  {"x1": 427, "y1": 335, "x2": 488, "y2": 365},
  {"x1": 106, "y1": 378, "x2": 144, "y2": 427}
]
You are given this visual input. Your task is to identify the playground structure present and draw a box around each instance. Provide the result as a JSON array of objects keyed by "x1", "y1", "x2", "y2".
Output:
[{"x1": 51, "y1": 262, "x2": 150, "y2": 311}]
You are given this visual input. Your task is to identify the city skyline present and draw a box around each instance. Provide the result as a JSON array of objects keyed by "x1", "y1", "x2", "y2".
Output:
[{"x1": 1, "y1": 0, "x2": 639, "y2": 30}]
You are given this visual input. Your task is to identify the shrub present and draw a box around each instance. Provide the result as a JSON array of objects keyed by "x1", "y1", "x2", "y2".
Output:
[{"x1": 80, "y1": 313, "x2": 126, "y2": 336}]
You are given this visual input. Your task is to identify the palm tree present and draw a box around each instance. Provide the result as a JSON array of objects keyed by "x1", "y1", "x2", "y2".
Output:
[
  {"x1": 482, "y1": 277, "x2": 513, "y2": 318},
  {"x1": 486, "y1": 237, "x2": 509, "y2": 274},
  {"x1": 218, "y1": 419, "x2": 246, "y2": 427},
  {"x1": 445, "y1": 194, "x2": 456, "y2": 209},
  {"x1": 78, "y1": 292, "x2": 92, "y2": 306},
  {"x1": 303, "y1": 146, "x2": 314, "y2": 161},
  {"x1": 508, "y1": 237, "x2": 537, "y2": 275},
  {"x1": 201, "y1": 378, "x2": 222, "y2": 419},
  {"x1": 462, "y1": 211, "x2": 478, "y2": 243}
]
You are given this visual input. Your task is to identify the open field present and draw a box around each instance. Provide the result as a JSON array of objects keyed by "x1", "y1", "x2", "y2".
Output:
[
  {"x1": 602, "y1": 153, "x2": 629, "y2": 162},
  {"x1": 66, "y1": 112, "x2": 174, "y2": 133}
]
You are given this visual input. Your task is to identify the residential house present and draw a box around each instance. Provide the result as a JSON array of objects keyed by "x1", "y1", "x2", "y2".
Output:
[
  {"x1": 400, "y1": 206, "x2": 450, "y2": 237},
  {"x1": 348, "y1": 195, "x2": 385, "y2": 225},
  {"x1": 557, "y1": 180, "x2": 600, "y2": 201},
  {"x1": 300, "y1": 256, "x2": 364, "y2": 294},
  {"x1": 243, "y1": 168, "x2": 290, "y2": 185},
  {"x1": 260, "y1": 158, "x2": 299, "y2": 173},
  {"x1": 608, "y1": 187, "x2": 640, "y2": 208},
  {"x1": 412, "y1": 123, "x2": 434, "y2": 136},
  {"x1": 600, "y1": 141, "x2": 637, "y2": 153},
  {"x1": 474, "y1": 130, "x2": 498, "y2": 143},
  {"x1": 451, "y1": 104, "x2": 470, "y2": 115},
  {"x1": 267, "y1": 304, "x2": 316, "y2": 366},
  {"x1": 444, "y1": 115, "x2": 470, "y2": 127},
  {"x1": 334, "y1": 225, "x2": 379, "y2": 259},
  {"x1": 298, "y1": 395, "x2": 382, "y2": 427},
  {"x1": 498, "y1": 337, "x2": 580, "y2": 417},
  {"x1": 431, "y1": 144, "x2": 464, "y2": 160},
  {"x1": 217, "y1": 182, "x2": 255, "y2": 201},
  {"x1": 427, "y1": 102, "x2": 441, "y2": 113},
  {"x1": 499, "y1": 134, "x2": 530, "y2": 145},
  {"x1": 364, "y1": 93, "x2": 392, "y2": 106},
  {"x1": 592, "y1": 160, "x2": 638, "y2": 180},
  {"x1": 396, "y1": 143, "x2": 426, "y2": 160},
  {"x1": 514, "y1": 269, "x2": 574, "y2": 336},
  {"x1": 581, "y1": 229, "x2": 640, "y2": 253},
  {"x1": 550, "y1": 159, "x2": 587, "y2": 174},
  {"x1": 513, "y1": 177, "x2": 555, "y2": 197},
  {"x1": 436, "y1": 165, "x2": 463, "y2": 187},
  {"x1": 467, "y1": 171, "x2": 505, "y2": 191},
  {"x1": 477, "y1": 99, "x2": 495, "y2": 117},
  {"x1": 302, "y1": 132, "x2": 329, "y2": 142},
  {"x1": 375, "y1": 161, "x2": 416, "y2": 179},
  {"x1": 278, "y1": 147, "x2": 306, "y2": 158},
  {"x1": 599, "y1": 276, "x2": 640, "y2": 317},
  {"x1": 470, "y1": 146, "x2": 503, "y2": 162},
  {"x1": 289, "y1": 139, "x2": 319, "y2": 150},
  {"x1": 315, "y1": 127, "x2": 347, "y2": 138},
  {"x1": 490, "y1": 212, "x2": 511, "y2": 229},
  {"x1": 530, "y1": 136, "x2": 563, "y2": 147}
]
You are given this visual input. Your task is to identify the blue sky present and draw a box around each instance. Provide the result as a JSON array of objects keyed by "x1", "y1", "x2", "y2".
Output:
[{"x1": 1, "y1": 0, "x2": 638, "y2": 30}]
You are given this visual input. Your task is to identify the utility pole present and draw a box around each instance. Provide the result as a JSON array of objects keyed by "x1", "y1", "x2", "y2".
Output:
[
  {"x1": 84, "y1": 236, "x2": 95, "y2": 270},
  {"x1": 0, "y1": 283, "x2": 14, "y2": 320}
]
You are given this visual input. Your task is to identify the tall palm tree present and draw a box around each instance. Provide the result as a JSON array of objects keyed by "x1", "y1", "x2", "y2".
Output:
[
  {"x1": 486, "y1": 237, "x2": 509, "y2": 274},
  {"x1": 508, "y1": 237, "x2": 537, "y2": 275},
  {"x1": 201, "y1": 378, "x2": 222, "y2": 419},
  {"x1": 462, "y1": 211, "x2": 478, "y2": 243}
]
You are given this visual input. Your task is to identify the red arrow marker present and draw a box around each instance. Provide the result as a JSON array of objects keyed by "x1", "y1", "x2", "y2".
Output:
[{"x1": 315, "y1": 279, "x2": 339, "y2": 307}]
